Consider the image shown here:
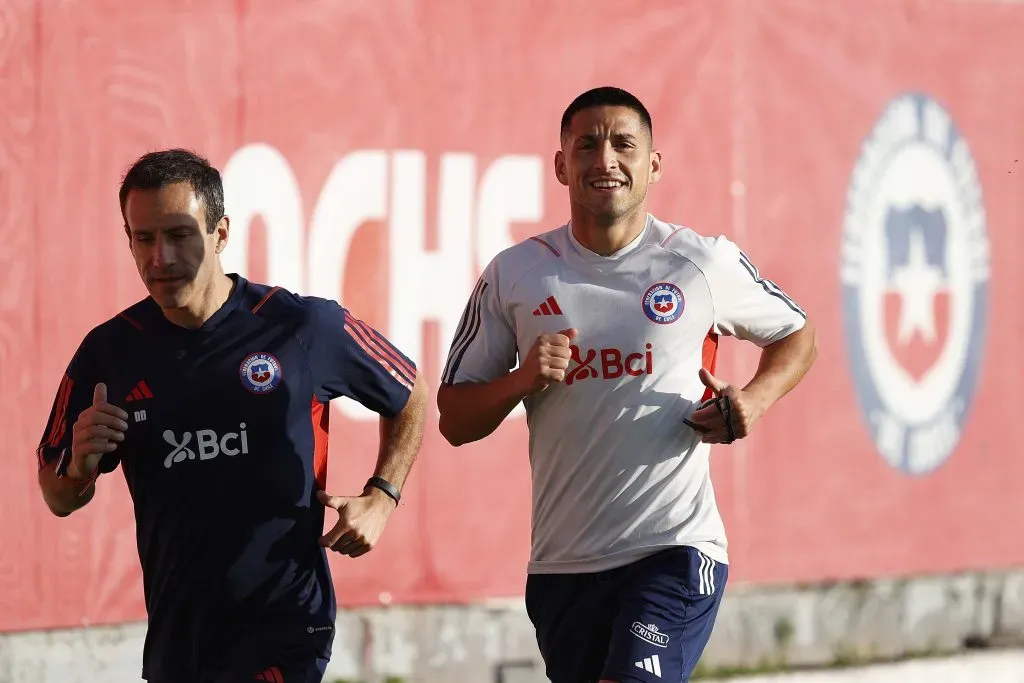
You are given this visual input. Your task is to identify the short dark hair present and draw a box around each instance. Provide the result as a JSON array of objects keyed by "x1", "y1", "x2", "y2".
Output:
[
  {"x1": 560, "y1": 86, "x2": 653, "y2": 142},
  {"x1": 119, "y1": 148, "x2": 224, "y2": 235}
]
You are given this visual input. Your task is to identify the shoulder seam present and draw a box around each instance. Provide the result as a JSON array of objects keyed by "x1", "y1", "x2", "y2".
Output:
[
  {"x1": 528, "y1": 236, "x2": 562, "y2": 258},
  {"x1": 505, "y1": 255, "x2": 563, "y2": 315},
  {"x1": 117, "y1": 311, "x2": 144, "y2": 331},
  {"x1": 659, "y1": 225, "x2": 687, "y2": 248},
  {"x1": 505, "y1": 225, "x2": 568, "y2": 303},
  {"x1": 655, "y1": 243, "x2": 717, "y2": 329},
  {"x1": 251, "y1": 286, "x2": 283, "y2": 315}
]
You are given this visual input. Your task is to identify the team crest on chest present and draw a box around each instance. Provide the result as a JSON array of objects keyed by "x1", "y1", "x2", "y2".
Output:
[
  {"x1": 642, "y1": 282, "x2": 685, "y2": 324},
  {"x1": 239, "y1": 352, "x2": 283, "y2": 394}
]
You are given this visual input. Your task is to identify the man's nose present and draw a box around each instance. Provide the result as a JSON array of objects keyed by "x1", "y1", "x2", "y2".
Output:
[
  {"x1": 152, "y1": 235, "x2": 176, "y2": 267},
  {"x1": 595, "y1": 141, "x2": 619, "y2": 172}
]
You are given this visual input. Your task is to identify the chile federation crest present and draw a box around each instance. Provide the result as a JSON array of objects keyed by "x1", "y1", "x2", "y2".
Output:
[
  {"x1": 240, "y1": 352, "x2": 283, "y2": 394},
  {"x1": 840, "y1": 92, "x2": 989, "y2": 475},
  {"x1": 642, "y1": 282, "x2": 685, "y2": 324}
]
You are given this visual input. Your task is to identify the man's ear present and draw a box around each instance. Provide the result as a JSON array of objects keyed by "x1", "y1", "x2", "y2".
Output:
[
  {"x1": 649, "y1": 149, "x2": 663, "y2": 184},
  {"x1": 215, "y1": 215, "x2": 230, "y2": 253},
  {"x1": 554, "y1": 150, "x2": 569, "y2": 186}
]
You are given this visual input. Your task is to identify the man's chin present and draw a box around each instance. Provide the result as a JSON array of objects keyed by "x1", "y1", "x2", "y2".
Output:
[
  {"x1": 590, "y1": 197, "x2": 645, "y2": 224},
  {"x1": 146, "y1": 281, "x2": 192, "y2": 309},
  {"x1": 588, "y1": 204, "x2": 631, "y2": 226}
]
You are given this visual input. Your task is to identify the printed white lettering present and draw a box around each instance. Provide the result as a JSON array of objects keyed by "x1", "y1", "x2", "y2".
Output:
[
  {"x1": 163, "y1": 424, "x2": 250, "y2": 469},
  {"x1": 218, "y1": 145, "x2": 545, "y2": 423}
]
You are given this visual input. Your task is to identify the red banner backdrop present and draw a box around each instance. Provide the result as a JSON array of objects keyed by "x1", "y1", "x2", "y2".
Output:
[{"x1": 1, "y1": 0, "x2": 1021, "y2": 632}]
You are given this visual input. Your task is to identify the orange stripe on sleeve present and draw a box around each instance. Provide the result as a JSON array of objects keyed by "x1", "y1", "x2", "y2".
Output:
[
  {"x1": 700, "y1": 330, "x2": 719, "y2": 403},
  {"x1": 348, "y1": 315, "x2": 416, "y2": 380},
  {"x1": 42, "y1": 374, "x2": 69, "y2": 448},
  {"x1": 310, "y1": 397, "x2": 329, "y2": 493},
  {"x1": 343, "y1": 317, "x2": 414, "y2": 390},
  {"x1": 46, "y1": 375, "x2": 74, "y2": 449}
]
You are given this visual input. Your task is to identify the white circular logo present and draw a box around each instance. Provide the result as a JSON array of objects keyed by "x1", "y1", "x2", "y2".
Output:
[
  {"x1": 239, "y1": 352, "x2": 283, "y2": 394},
  {"x1": 841, "y1": 92, "x2": 989, "y2": 475}
]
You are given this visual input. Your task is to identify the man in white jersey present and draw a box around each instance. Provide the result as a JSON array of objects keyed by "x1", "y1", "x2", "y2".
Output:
[{"x1": 437, "y1": 86, "x2": 818, "y2": 683}]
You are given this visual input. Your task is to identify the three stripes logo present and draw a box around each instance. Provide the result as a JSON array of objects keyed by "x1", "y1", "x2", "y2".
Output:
[
  {"x1": 532, "y1": 295, "x2": 562, "y2": 316},
  {"x1": 124, "y1": 380, "x2": 153, "y2": 402},
  {"x1": 738, "y1": 251, "x2": 805, "y2": 318},
  {"x1": 634, "y1": 654, "x2": 662, "y2": 678},
  {"x1": 342, "y1": 311, "x2": 416, "y2": 391},
  {"x1": 698, "y1": 552, "x2": 717, "y2": 596}
]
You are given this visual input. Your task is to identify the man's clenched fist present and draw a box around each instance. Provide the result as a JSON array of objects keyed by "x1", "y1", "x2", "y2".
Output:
[{"x1": 516, "y1": 328, "x2": 578, "y2": 395}]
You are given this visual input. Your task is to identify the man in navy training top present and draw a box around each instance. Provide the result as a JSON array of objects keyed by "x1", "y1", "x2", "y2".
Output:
[{"x1": 35, "y1": 148, "x2": 428, "y2": 683}]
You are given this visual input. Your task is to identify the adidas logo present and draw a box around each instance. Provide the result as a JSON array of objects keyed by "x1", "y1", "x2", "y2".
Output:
[
  {"x1": 532, "y1": 295, "x2": 563, "y2": 316},
  {"x1": 635, "y1": 654, "x2": 662, "y2": 678},
  {"x1": 125, "y1": 380, "x2": 153, "y2": 402}
]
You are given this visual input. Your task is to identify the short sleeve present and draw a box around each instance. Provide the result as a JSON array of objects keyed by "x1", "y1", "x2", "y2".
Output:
[
  {"x1": 440, "y1": 262, "x2": 518, "y2": 385},
  {"x1": 706, "y1": 237, "x2": 807, "y2": 347},
  {"x1": 304, "y1": 298, "x2": 416, "y2": 418},
  {"x1": 36, "y1": 342, "x2": 98, "y2": 471}
]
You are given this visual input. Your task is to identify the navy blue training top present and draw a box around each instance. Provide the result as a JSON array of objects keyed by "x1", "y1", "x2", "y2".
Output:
[{"x1": 35, "y1": 275, "x2": 415, "y2": 680}]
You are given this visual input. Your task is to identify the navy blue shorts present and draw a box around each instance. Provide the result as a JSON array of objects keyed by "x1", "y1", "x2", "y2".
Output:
[
  {"x1": 204, "y1": 633, "x2": 331, "y2": 683},
  {"x1": 146, "y1": 633, "x2": 331, "y2": 683},
  {"x1": 207, "y1": 654, "x2": 329, "y2": 683},
  {"x1": 525, "y1": 546, "x2": 728, "y2": 683}
]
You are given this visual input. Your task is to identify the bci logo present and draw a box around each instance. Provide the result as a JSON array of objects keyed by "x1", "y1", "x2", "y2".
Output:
[
  {"x1": 163, "y1": 424, "x2": 250, "y2": 469},
  {"x1": 565, "y1": 344, "x2": 653, "y2": 385}
]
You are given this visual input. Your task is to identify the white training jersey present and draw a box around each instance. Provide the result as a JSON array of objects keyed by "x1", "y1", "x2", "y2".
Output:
[{"x1": 441, "y1": 214, "x2": 806, "y2": 575}]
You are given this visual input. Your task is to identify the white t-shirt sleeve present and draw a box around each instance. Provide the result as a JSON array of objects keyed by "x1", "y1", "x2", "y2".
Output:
[
  {"x1": 706, "y1": 237, "x2": 807, "y2": 347},
  {"x1": 441, "y1": 261, "x2": 518, "y2": 384}
]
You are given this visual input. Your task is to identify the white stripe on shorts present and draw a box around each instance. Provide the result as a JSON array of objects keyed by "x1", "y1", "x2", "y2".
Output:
[{"x1": 698, "y1": 552, "x2": 716, "y2": 596}]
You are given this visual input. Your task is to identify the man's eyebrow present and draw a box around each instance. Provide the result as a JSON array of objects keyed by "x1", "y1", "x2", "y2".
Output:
[{"x1": 575, "y1": 131, "x2": 640, "y2": 141}]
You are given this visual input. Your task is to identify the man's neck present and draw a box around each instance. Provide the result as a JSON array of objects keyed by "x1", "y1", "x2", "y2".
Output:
[
  {"x1": 570, "y1": 205, "x2": 648, "y2": 256},
  {"x1": 163, "y1": 273, "x2": 235, "y2": 330}
]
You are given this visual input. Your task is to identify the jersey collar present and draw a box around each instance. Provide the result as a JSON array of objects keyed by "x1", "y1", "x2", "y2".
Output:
[
  {"x1": 143, "y1": 273, "x2": 249, "y2": 334},
  {"x1": 566, "y1": 214, "x2": 652, "y2": 263}
]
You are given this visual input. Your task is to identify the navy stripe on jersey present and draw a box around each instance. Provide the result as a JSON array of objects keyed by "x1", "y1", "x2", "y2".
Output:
[
  {"x1": 342, "y1": 311, "x2": 416, "y2": 390},
  {"x1": 738, "y1": 251, "x2": 806, "y2": 318},
  {"x1": 442, "y1": 278, "x2": 488, "y2": 384}
]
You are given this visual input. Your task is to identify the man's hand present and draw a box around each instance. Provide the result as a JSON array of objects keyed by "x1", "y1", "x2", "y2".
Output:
[
  {"x1": 317, "y1": 489, "x2": 396, "y2": 558},
  {"x1": 69, "y1": 383, "x2": 128, "y2": 479},
  {"x1": 515, "y1": 328, "x2": 578, "y2": 395},
  {"x1": 683, "y1": 369, "x2": 766, "y2": 444}
]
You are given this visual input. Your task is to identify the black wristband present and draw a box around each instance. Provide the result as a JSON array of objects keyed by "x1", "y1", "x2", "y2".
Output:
[{"x1": 365, "y1": 476, "x2": 401, "y2": 505}]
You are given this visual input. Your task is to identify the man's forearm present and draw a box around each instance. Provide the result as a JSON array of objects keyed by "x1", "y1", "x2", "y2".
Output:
[
  {"x1": 369, "y1": 373, "x2": 429, "y2": 495},
  {"x1": 743, "y1": 320, "x2": 818, "y2": 414},
  {"x1": 436, "y1": 371, "x2": 529, "y2": 446},
  {"x1": 38, "y1": 461, "x2": 97, "y2": 517}
]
